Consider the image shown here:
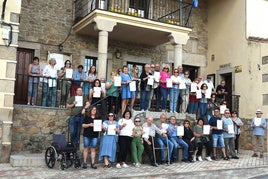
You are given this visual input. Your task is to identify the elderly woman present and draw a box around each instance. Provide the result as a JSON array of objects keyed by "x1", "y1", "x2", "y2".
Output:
[
  {"x1": 106, "y1": 72, "x2": 119, "y2": 114},
  {"x1": 131, "y1": 117, "x2": 144, "y2": 167},
  {"x1": 27, "y1": 56, "x2": 42, "y2": 105},
  {"x1": 120, "y1": 65, "x2": 132, "y2": 115},
  {"x1": 139, "y1": 64, "x2": 152, "y2": 111},
  {"x1": 192, "y1": 118, "x2": 212, "y2": 161},
  {"x1": 99, "y1": 112, "x2": 120, "y2": 168},
  {"x1": 159, "y1": 64, "x2": 171, "y2": 112},
  {"x1": 42, "y1": 58, "x2": 59, "y2": 107}
]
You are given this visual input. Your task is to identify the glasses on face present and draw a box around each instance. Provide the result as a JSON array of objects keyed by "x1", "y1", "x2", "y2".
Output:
[
  {"x1": 151, "y1": 66, "x2": 155, "y2": 68},
  {"x1": 108, "y1": 114, "x2": 114, "y2": 117},
  {"x1": 184, "y1": 123, "x2": 189, "y2": 125},
  {"x1": 225, "y1": 112, "x2": 230, "y2": 114},
  {"x1": 174, "y1": 71, "x2": 179, "y2": 73},
  {"x1": 232, "y1": 113, "x2": 237, "y2": 114},
  {"x1": 135, "y1": 121, "x2": 141, "y2": 123},
  {"x1": 214, "y1": 110, "x2": 220, "y2": 113},
  {"x1": 223, "y1": 103, "x2": 227, "y2": 105}
]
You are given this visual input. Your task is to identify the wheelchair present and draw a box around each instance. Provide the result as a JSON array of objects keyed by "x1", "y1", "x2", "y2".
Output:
[{"x1": 45, "y1": 134, "x2": 81, "y2": 170}]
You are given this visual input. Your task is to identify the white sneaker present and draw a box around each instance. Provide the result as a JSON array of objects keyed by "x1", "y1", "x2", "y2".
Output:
[
  {"x1": 192, "y1": 155, "x2": 196, "y2": 162},
  {"x1": 198, "y1": 156, "x2": 203, "y2": 161},
  {"x1": 122, "y1": 163, "x2": 129, "y2": 168},
  {"x1": 116, "y1": 163, "x2": 121, "y2": 168},
  {"x1": 206, "y1": 156, "x2": 212, "y2": 161},
  {"x1": 135, "y1": 163, "x2": 141, "y2": 167}
]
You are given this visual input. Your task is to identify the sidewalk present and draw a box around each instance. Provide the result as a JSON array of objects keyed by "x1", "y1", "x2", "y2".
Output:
[{"x1": 1, "y1": 150, "x2": 268, "y2": 179}]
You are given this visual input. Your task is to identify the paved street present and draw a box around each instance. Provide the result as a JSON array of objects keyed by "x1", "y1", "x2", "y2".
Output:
[{"x1": 1, "y1": 150, "x2": 268, "y2": 179}]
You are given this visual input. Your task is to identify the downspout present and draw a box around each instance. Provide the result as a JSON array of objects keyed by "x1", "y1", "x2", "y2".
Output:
[{"x1": 1, "y1": 0, "x2": 8, "y2": 20}]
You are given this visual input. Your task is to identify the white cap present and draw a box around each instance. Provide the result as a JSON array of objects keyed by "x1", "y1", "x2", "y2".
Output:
[{"x1": 256, "y1": 109, "x2": 263, "y2": 114}]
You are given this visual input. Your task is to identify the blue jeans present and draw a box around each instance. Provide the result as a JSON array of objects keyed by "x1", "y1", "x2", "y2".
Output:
[
  {"x1": 156, "y1": 137, "x2": 174, "y2": 161},
  {"x1": 199, "y1": 102, "x2": 208, "y2": 118},
  {"x1": 160, "y1": 87, "x2": 169, "y2": 110},
  {"x1": 70, "y1": 115, "x2": 84, "y2": 146},
  {"x1": 170, "y1": 137, "x2": 189, "y2": 160},
  {"x1": 170, "y1": 88, "x2": 179, "y2": 112},
  {"x1": 140, "y1": 90, "x2": 151, "y2": 110},
  {"x1": 83, "y1": 136, "x2": 98, "y2": 148},
  {"x1": 188, "y1": 101, "x2": 198, "y2": 114},
  {"x1": 42, "y1": 83, "x2": 56, "y2": 107},
  {"x1": 212, "y1": 134, "x2": 225, "y2": 148}
]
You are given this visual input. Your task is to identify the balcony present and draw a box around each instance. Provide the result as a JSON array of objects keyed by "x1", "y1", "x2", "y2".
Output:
[{"x1": 73, "y1": 0, "x2": 193, "y2": 46}]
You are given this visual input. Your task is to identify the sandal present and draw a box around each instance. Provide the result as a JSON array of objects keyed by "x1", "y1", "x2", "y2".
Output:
[{"x1": 223, "y1": 156, "x2": 229, "y2": 160}]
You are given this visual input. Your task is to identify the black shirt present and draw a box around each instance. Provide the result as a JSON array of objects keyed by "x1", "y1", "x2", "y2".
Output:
[
  {"x1": 83, "y1": 116, "x2": 99, "y2": 138},
  {"x1": 216, "y1": 85, "x2": 227, "y2": 99}
]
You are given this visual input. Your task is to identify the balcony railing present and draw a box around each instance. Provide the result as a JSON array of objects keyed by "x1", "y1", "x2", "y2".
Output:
[{"x1": 74, "y1": 0, "x2": 193, "y2": 27}]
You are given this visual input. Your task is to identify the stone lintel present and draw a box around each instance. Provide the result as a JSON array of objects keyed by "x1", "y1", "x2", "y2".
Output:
[
  {"x1": 169, "y1": 32, "x2": 190, "y2": 45},
  {"x1": 93, "y1": 17, "x2": 117, "y2": 32}
]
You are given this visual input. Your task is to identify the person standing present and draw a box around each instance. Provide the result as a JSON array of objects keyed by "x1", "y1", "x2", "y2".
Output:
[
  {"x1": 222, "y1": 109, "x2": 239, "y2": 159},
  {"x1": 140, "y1": 64, "x2": 152, "y2": 111},
  {"x1": 120, "y1": 65, "x2": 132, "y2": 115},
  {"x1": 153, "y1": 64, "x2": 161, "y2": 111},
  {"x1": 231, "y1": 110, "x2": 243, "y2": 154},
  {"x1": 130, "y1": 66, "x2": 140, "y2": 110},
  {"x1": 81, "y1": 106, "x2": 100, "y2": 169},
  {"x1": 105, "y1": 72, "x2": 119, "y2": 114},
  {"x1": 251, "y1": 109, "x2": 267, "y2": 158},
  {"x1": 180, "y1": 71, "x2": 191, "y2": 113},
  {"x1": 71, "y1": 65, "x2": 86, "y2": 96},
  {"x1": 216, "y1": 80, "x2": 228, "y2": 103},
  {"x1": 66, "y1": 87, "x2": 88, "y2": 148},
  {"x1": 58, "y1": 60, "x2": 72, "y2": 107},
  {"x1": 84, "y1": 65, "x2": 97, "y2": 95},
  {"x1": 169, "y1": 69, "x2": 182, "y2": 113},
  {"x1": 209, "y1": 108, "x2": 229, "y2": 160},
  {"x1": 27, "y1": 56, "x2": 42, "y2": 106},
  {"x1": 42, "y1": 58, "x2": 59, "y2": 107},
  {"x1": 204, "y1": 76, "x2": 215, "y2": 94},
  {"x1": 131, "y1": 118, "x2": 144, "y2": 167},
  {"x1": 159, "y1": 64, "x2": 171, "y2": 112}
]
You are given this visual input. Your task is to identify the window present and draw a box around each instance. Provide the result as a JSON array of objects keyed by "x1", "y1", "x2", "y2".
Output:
[{"x1": 84, "y1": 56, "x2": 98, "y2": 73}]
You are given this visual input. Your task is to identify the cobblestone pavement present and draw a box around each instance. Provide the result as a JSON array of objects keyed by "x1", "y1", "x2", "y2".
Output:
[{"x1": 1, "y1": 150, "x2": 268, "y2": 179}]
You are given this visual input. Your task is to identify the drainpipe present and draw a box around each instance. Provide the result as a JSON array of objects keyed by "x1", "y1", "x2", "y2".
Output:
[{"x1": 1, "y1": 0, "x2": 8, "y2": 20}]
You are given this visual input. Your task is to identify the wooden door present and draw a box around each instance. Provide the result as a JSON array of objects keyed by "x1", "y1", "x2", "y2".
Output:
[{"x1": 14, "y1": 48, "x2": 34, "y2": 104}]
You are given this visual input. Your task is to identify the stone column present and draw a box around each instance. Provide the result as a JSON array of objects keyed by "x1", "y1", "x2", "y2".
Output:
[
  {"x1": 93, "y1": 18, "x2": 117, "y2": 79},
  {"x1": 169, "y1": 32, "x2": 190, "y2": 68}
]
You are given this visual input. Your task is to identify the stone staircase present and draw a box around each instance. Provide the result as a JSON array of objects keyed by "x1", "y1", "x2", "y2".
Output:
[{"x1": 10, "y1": 153, "x2": 45, "y2": 167}]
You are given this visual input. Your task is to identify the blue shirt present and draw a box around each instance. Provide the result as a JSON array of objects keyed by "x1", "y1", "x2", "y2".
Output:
[
  {"x1": 72, "y1": 70, "x2": 86, "y2": 85},
  {"x1": 251, "y1": 117, "x2": 267, "y2": 136},
  {"x1": 168, "y1": 124, "x2": 177, "y2": 137},
  {"x1": 222, "y1": 117, "x2": 234, "y2": 138}
]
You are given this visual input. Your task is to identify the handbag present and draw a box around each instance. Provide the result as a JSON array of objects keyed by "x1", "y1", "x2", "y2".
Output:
[{"x1": 201, "y1": 136, "x2": 208, "y2": 143}]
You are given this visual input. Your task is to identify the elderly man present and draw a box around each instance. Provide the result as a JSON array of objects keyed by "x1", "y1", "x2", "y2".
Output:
[
  {"x1": 251, "y1": 109, "x2": 267, "y2": 158},
  {"x1": 157, "y1": 114, "x2": 174, "y2": 164},
  {"x1": 142, "y1": 116, "x2": 166, "y2": 167}
]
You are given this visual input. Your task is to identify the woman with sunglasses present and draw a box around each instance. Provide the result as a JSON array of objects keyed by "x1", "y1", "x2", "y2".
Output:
[
  {"x1": 231, "y1": 110, "x2": 243, "y2": 154},
  {"x1": 159, "y1": 64, "x2": 171, "y2": 112},
  {"x1": 99, "y1": 113, "x2": 120, "y2": 168},
  {"x1": 199, "y1": 83, "x2": 211, "y2": 119},
  {"x1": 131, "y1": 118, "x2": 144, "y2": 167}
]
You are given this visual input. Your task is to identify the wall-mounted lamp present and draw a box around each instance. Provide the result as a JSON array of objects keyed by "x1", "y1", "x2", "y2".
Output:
[
  {"x1": 59, "y1": 44, "x2": 63, "y2": 51},
  {"x1": 115, "y1": 49, "x2": 121, "y2": 59}
]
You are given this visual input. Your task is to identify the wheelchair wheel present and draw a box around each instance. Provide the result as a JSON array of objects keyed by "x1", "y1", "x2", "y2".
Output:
[{"x1": 45, "y1": 146, "x2": 57, "y2": 168}]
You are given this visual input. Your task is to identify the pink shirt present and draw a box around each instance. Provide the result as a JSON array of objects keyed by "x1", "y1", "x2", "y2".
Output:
[{"x1": 159, "y1": 71, "x2": 171, "y2": 88}]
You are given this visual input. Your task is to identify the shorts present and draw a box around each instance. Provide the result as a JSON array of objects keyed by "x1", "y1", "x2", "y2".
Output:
[
  {"x1": 83, "y1": 136, "x2": 98, "y2": 148},
  {"x1": 212, "y1": 134, "x2": 225, "y2": 148}
]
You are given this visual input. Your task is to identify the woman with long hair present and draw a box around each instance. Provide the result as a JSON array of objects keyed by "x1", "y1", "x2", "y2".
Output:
[
  {"x1": 84, "y1": 65, "x2": 97, "y2": 95},
  {"x1": 159, "y1": 64, "x2": 171, "y2": 112},
  {"x1": 120, "y1": 65, "x2": 132, "y2": 115}
]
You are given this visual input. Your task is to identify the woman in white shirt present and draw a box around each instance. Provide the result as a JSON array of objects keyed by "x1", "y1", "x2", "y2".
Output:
[
  {"x1": 170, "y1": 69, "x2": 182, "y2": 113},
  {"x1": 116, "y1": 110, "x2": 134, "y2": 168}
]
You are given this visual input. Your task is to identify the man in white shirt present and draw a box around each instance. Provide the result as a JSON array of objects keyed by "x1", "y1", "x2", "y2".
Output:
[{"x1": 204, "y1": 76, "x2": 215, "y2": 94}]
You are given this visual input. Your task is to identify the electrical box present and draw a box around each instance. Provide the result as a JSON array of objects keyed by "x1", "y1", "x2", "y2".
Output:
[{"x1": 2, "y1": 28, "x2": 9, "y2": 40}]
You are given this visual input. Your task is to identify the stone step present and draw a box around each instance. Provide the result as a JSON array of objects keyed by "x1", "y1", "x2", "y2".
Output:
[{"x1": 10, "y1": 153, "x2": 45, "y2": 167}]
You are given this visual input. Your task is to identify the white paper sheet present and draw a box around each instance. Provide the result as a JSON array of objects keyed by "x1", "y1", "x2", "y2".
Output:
[
  {"x1": 179, "y1": 82, "x2": 186, "y2": 89},
  {"x1": 107, "y1": 124, "x2": 116, "y2": 135},
  {"x1": 114, "y1": 76, "x2": 121, "y2": 86},
  {"x1": 203, "y1": 125, "x2": 210, "y2": 135},
  {"x1": 254, "y1": 118, "x2": 262, "y2": 126},
  {"x1": 93, "y1": 120, "x2": 102, "y2": 132},
  {"x1": 93, "y1": 87, "x2": 101, "y2": 98},
  {"x1": 217, "y1": 120, "x2": 223, "y2": 130},
  {"x1": 228, "y1": 124, "x2": 234, "y2": 134},
  {"x1": 65, "y1": 69, "x2": 73, "y2": 79},
  {"x1": 48, "y1": 79, "x2": 56, "y2": 87},
  {"x1": 191, "y1": 83, "x2": 197, "y2": 92},
  {"x1": 101, "y1": 83, "x2": 106, "y2": 94},
  {"x1": 161, "y1": 123, "x2": 169, "y2": 133},
  {"x1": 142, "y1": 127, "x2": 149, "y2": 138},
  {"x1": 177, "y1": 126, "x2": 184, "y2": 136},
  {"x1": 147, "y1": 76, "x2": 154, "y2": 86},
  {"x1": 153, "y1": 72, "x2": 160, "y2": 82},
  {"x1": 196, "y1": 89, "x2": 202, "y2": 99},
  {"x1": 205, "y1": 90, "x2": 211, "y2": 99},
  {"x1": 129, "y1": 81, "x2": 136, "y2": 91},
  {"x1": 75, "y1": 96, "x2": 83, "y2": 107},
  {"x1": 166, "y1": 78, "x2": 172, "y2": 88},
  {"x1": 220, "y1": 105, "x2": 227, "y2": 114}
]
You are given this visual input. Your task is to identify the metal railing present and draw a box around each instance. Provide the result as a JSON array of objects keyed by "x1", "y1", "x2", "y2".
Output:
[{"x1": 74, "y1": 0, "x2": 193, "y2": 27}]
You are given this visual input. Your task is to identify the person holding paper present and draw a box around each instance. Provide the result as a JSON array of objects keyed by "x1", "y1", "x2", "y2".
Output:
[
  {"x1": 182, "y1": 119, "x2": 197, "y2": 162},
  {"x1": 199, "y1": 83, "x2": 211, "y2": 119},
  {"x1": 27, "y1": 56, "x2": 42, "y2": 106},
  {"x1": 204, "y1": 76, "x2": 215, "y2": 94},
  {"x1": 188, "y1": 78, "x2": 200, "y2": 114},
  {"x1": 168, "y1": 116, "x2": 189, "y2": 163},
  {"x1": 159, "y1": 64, "x2": 171, "y2": 112},
  {"x1": 81, "y1": 106, "x2": 100, "y2": 169},
  {"x1": 84, "y1": 65, "x2": 97, "y2": 95},
  {"x1": 42, "y1": 58, "x2": 59, "y2": 107},
  {"x1": 120, "y1": 65, "x2": 132, "y2": 115},
  {"x1": 156, "y1": 114, "x2": 174, "y2": 164},
  {"x1": 231, "y1": 110, "x2": 243, "y2": 154},
  {"x1": 208, "y1": 108, "x2": 229, "y2": 160},
  {"x1": 169, "y1": 69, "x2": 182, "y2": 113},
  {"x1": 116, "y1": 110, "x2": 135, "y2": 168},
  {"x1": 152, "y1": 64, "x2": 161, "y2": 111},
  {"x1": 207, "y1": 94, "x2": 219, "y2": 123},
  {"x1": 106, "y1": 72, "x2": 120, "y2": 114},
  {"x1": 193, "y1": 118, "x2": 213, "y2": 162},
  {"x1": 88, "y1": 79, "x2": 106, "y2": 118},
  {"x1": 140, "y1": 64, "x2": 152, "y2": 111},
  {"x1": 99, "y1": 113, "x2": 119, "y2": 168},
  {"x1": 222, "y1": 109, "x2": 239, "y2": 159},
  {"x1": 131, "y1": 118, "x2": 144, "y2": 167},
  {"x1": 142, "y1": 116, "x2": 164, "y2": 167},
  {"x1": 251, "y1": 109, "x2": 267, "y2": 158},
  {"x1": 180, "y1": 71, "x2": 192, "y2": 113},
  {"x1": 130, "y1": 66, "x2": 141, "y2": 110},
  {"x1": 67, "y1": 87, "x2": 88, "y2": 148},
  {"x1": 58, "y1": 60, "x2": 73, "y2": 108}
]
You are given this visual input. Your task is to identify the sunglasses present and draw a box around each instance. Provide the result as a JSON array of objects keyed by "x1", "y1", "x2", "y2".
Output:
[
  {"x1": 151, "y1": 66, "x2": 155, "y2": 68},
  {"x1": 108, "y1": 114, "x2": 114, "y2": 117},
  {"x1": 135, "y1": 121, "x2": 141, "y2": 122}
]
